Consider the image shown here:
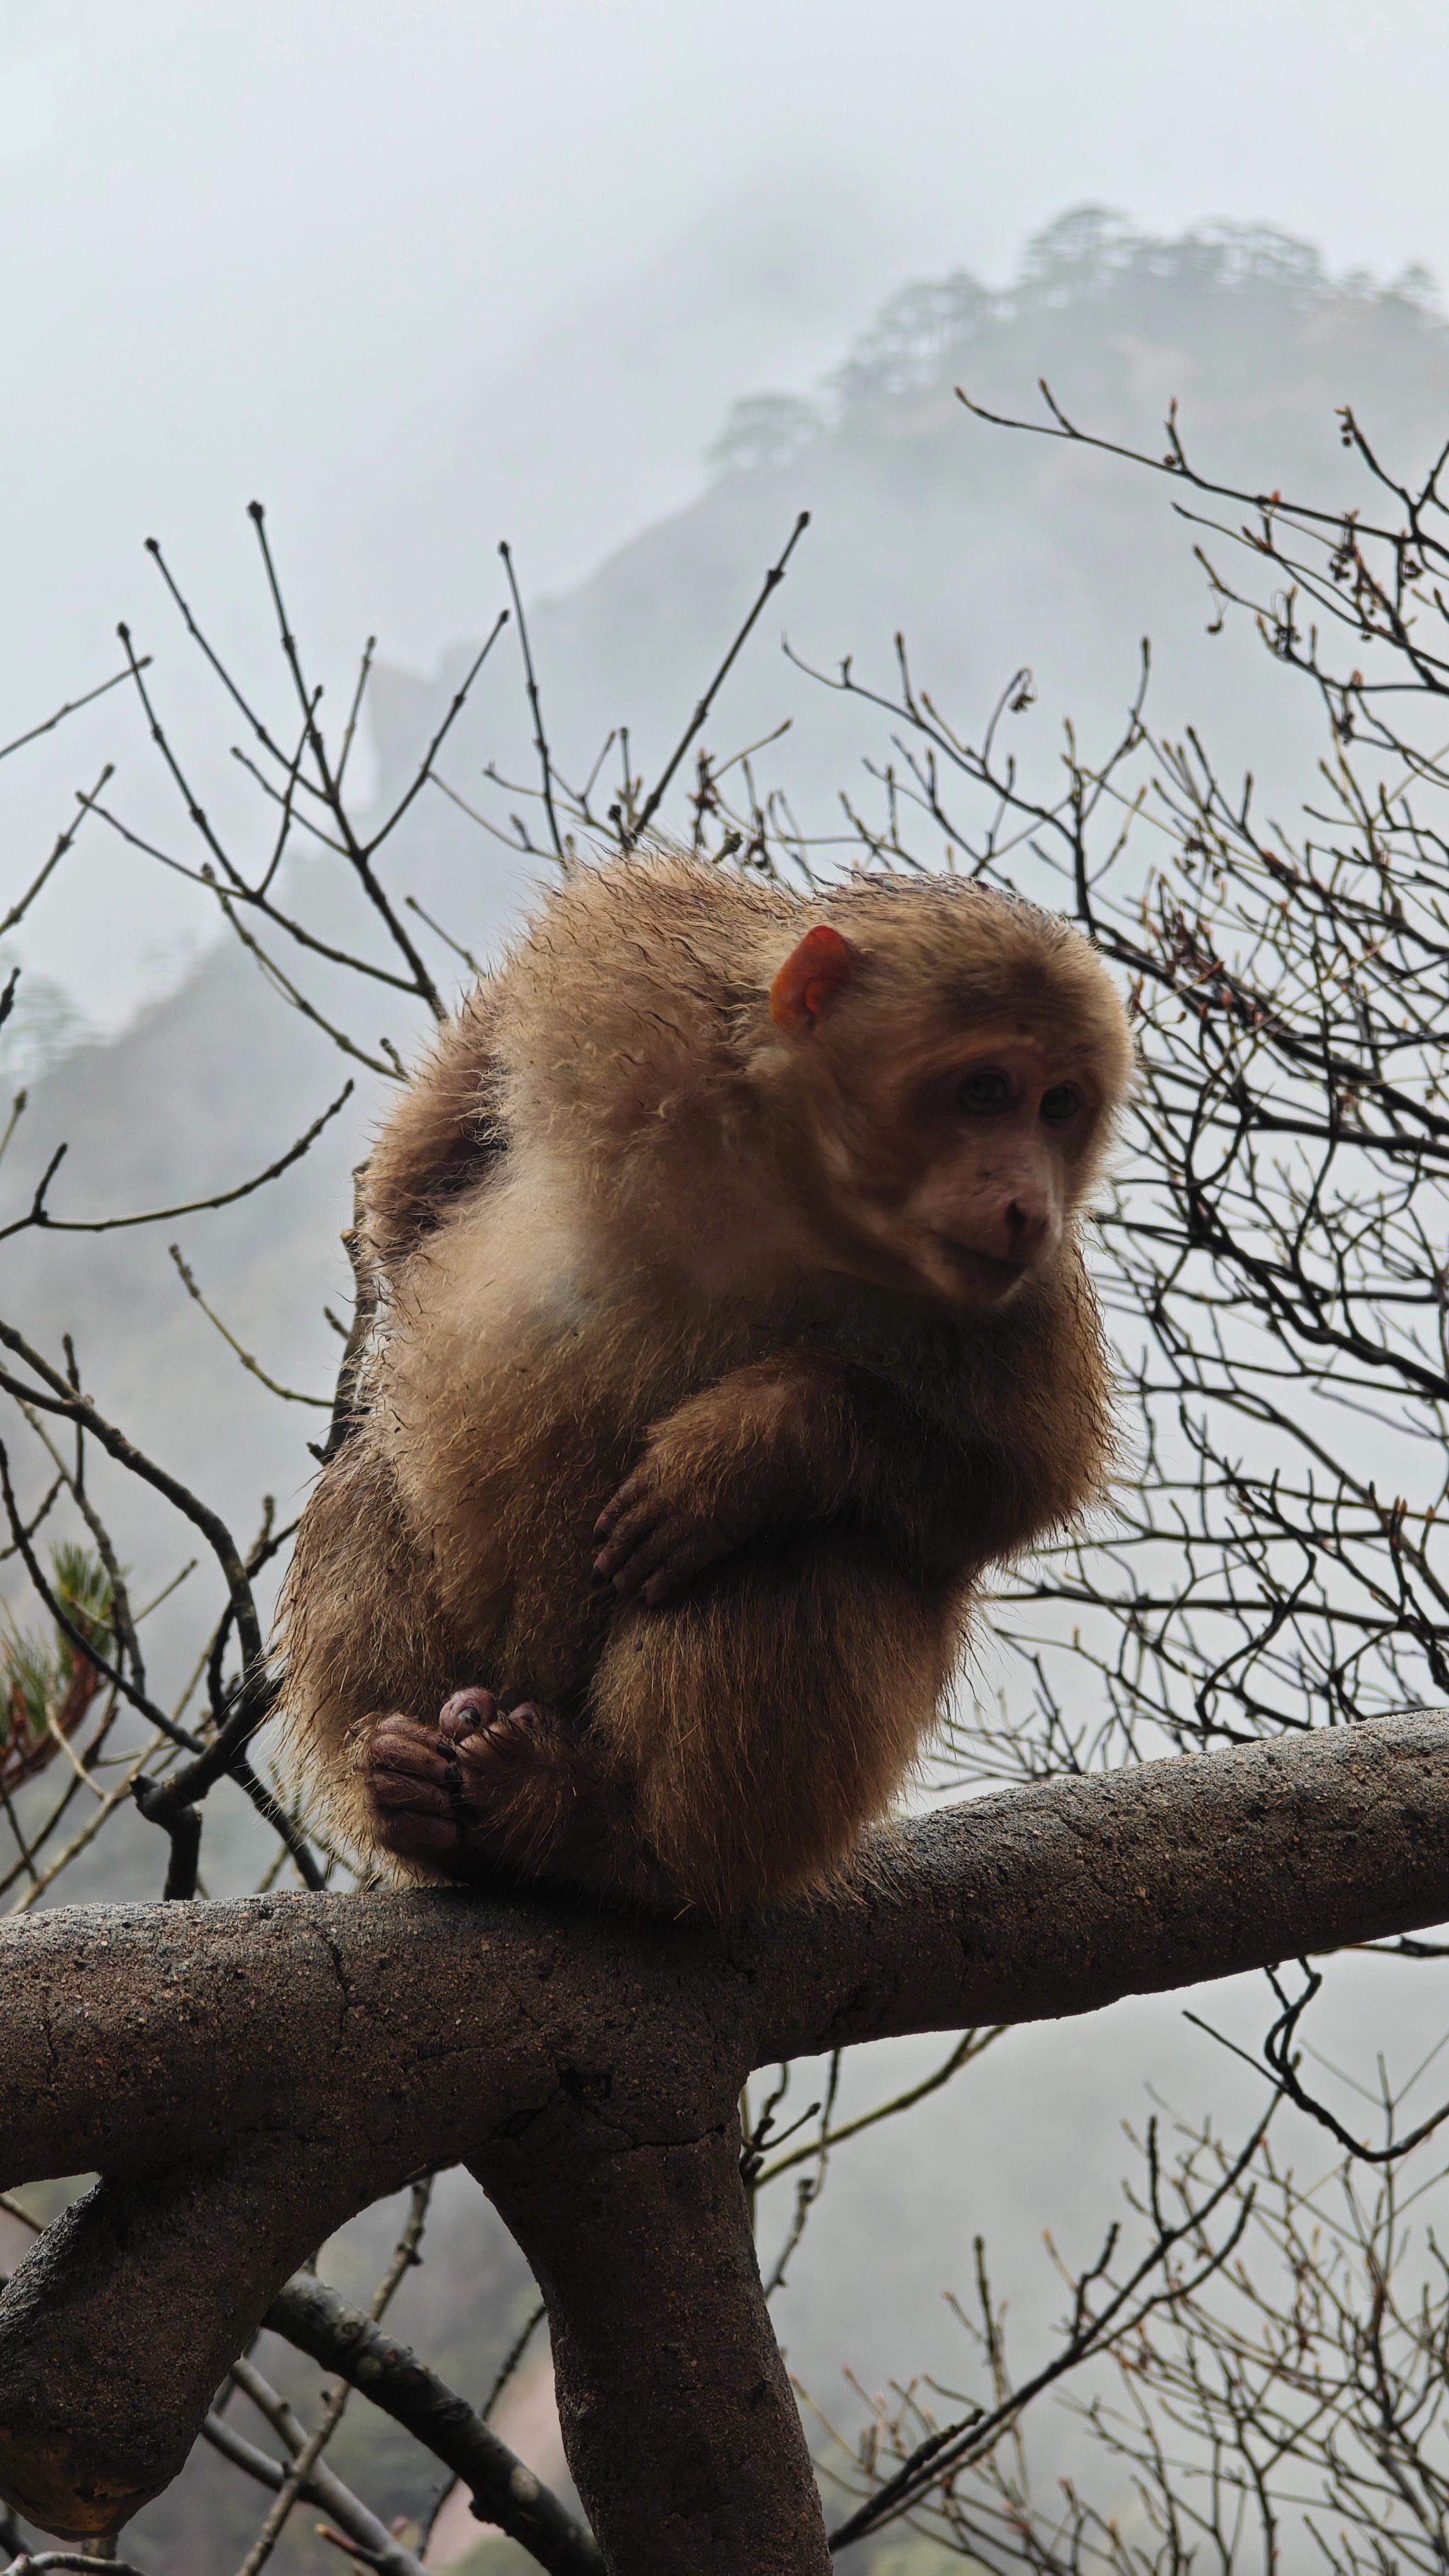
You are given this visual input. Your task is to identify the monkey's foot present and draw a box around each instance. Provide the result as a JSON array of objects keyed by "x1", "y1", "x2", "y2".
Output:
[{"x1": 367, "y1": 1690, "x2": 582, "y2": 1880}]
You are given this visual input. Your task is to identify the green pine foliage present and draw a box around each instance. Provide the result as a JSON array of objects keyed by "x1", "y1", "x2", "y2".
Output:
[{"x1": 0, "y1": 1541, "x2": 113, "y2": 1785}]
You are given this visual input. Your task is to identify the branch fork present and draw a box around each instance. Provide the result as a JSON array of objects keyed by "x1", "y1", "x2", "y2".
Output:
[{"x1": 0, "y1": 1715, "x2": 1445, "y2": 2570}]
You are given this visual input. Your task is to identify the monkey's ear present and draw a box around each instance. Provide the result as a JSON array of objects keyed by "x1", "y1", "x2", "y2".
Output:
[{"x1": 770, "y1": 924, "x2": 854, "y2": 1031}]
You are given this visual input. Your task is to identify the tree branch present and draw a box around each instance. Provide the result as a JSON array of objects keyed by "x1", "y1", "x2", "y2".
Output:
[
  {"x1": 0, "y1": 1714, "x2": 1444, "y2": 2565},
  {"x1": 265, "y1": 2273, "x2": 600, "y2": 2575}
]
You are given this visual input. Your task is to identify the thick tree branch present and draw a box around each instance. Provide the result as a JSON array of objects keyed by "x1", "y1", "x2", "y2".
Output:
[{"x1": 0, "y1": 1713, "x2": 1444, "y2": 2567}]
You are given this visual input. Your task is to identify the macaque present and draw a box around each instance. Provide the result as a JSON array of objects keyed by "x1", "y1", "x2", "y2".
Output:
[{"x1": 279, "y1": 854, "x2": 1132, "y2": 1918}]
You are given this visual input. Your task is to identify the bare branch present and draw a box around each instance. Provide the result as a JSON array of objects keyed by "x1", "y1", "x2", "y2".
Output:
[
  {"x1": 0, "y1": 1084, "x2": 355, "y2": 1243},
  {"x1": 624, "y1": 511, "x2": 809, "y2": 847}
]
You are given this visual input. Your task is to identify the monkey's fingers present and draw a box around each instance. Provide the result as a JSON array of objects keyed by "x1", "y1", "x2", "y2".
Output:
[
  {"x1": 369, "y1": 1743, "x2": 487, "y2": 1867},
  {"x1": 633, "y1": 1519, "x2": 738, "y2": 1604},
  {"x1": 452, "y1": 1701, "x2": 567, "y2": 1778},
  {"x1": 599, "y1": 1502, "x2": 739, "y2": 1603},
  {"x1": 592, "y1": 1481, "x2": 670, "y2": 1585},
  {"x1": 592, "y1": 1472, "x2": 648, "y2": 1542}
]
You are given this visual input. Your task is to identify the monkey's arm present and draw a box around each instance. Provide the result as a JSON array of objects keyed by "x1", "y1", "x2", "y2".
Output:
[{"x1": 593, "y1": 1352, "x2": 906, "y2": 1605}]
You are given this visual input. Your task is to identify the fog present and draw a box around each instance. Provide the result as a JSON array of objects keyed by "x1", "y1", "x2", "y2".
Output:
[
  {"x1": 7, "y1": 0, "x2": 1449, "y2": 1023},
  {"x1": 6, "y1": 13, "x2": 1449, "y2": 2570}
]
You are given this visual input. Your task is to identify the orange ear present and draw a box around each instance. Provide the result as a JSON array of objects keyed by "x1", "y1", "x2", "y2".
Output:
[{"x1": 770, "y1": 924, "x2": 854, "y2": 1031}]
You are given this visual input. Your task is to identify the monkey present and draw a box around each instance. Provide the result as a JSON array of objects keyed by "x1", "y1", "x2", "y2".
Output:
[{"x1": 277, "y1": 852, "x2": 1133, "y2": 1919}]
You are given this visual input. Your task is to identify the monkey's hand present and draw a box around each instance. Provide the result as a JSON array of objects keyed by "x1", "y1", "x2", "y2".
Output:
[{"x1": 593, "y1": 1370, "x2": 831, "y2": 1605}]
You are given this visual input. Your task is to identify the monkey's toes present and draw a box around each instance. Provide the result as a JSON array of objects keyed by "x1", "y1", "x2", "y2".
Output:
[
  {"x1": 366, "y1": 1701, "x2": 499, "y2": 1836},
  {"x1": 448, "y1": 1699, "x2": 569, "y2": 1787},
  {"x1": 368, "y1": 1695, "x2": 573, "y2": 1874},
  {"x1": 369, "y1": 1711, "x2": 455, "y2": 1787},
  {"x1": 367, "y1": 1711, "x2": 467, "y2": 1862},
  {"x1": 440, "y1": 1686, "x2": 499, "y2": 1740}
]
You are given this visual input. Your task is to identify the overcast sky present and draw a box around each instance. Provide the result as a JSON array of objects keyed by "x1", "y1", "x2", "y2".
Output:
[{"x1": 9, "y1": 0, "x2": 1449, "y2": 1020}]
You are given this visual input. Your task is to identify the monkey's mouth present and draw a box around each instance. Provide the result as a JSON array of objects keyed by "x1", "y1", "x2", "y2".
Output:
[{"x1": 934, "y1": 1239, "x2": 1030, "y2": 1297}]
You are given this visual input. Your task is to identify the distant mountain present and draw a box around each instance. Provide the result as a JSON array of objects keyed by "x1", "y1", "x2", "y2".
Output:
[
  {"x1": 381, "y1": 205, "x2": 1449, "y2": 848},
  {"x1": 714, "y1": 204, "x2": 1443, "y2": 473}
]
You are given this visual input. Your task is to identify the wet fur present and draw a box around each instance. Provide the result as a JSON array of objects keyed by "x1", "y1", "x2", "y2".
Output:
[{"x1": 278, "y1": 855, "x2": 1130, "y2": 1916}]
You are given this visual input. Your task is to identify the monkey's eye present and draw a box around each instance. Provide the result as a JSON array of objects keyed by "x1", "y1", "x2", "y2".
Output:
[
  {"x1": 957, "y1": 1067, "x2": 1014, "y2": 1113},
  {"x1": 1040, "y1": 1083, "x2": 1084, "y2": 1125}
]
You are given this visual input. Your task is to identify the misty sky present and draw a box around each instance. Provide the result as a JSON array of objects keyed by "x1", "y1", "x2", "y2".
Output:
[{"x1": 9, "y1": 0, "x2": 1449, "y2": 1022}]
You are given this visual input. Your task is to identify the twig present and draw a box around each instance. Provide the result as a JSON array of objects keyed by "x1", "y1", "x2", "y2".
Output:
[
  {"x1": 757, "y1": 2028, "x2": 1001, "y2": 2182},
  {"x1": 314, "y1": 1168, "x2": 379, "y2": 1467},
  {"x1": 206, "y1": 2366, "x2": 425, "y2": 2576},
  {"x1": 1186, "y1": 1961, "x2": 1449, "y2": 2164},
  {"x1": 482, "y1": 2297, "x2": 547, "y2": 2420},
  {"x1": 266, "y1": 2273, "x2": 602, "y2": 2574},
  {"x1": 828, "y1": 2110, "x2": 1269, "y2": 2546},
  {"x1": 233, "y1": 2180, "x2": 433, "y2": 2576},
  {"x1": 2, "y1": 2555, "x2": 149, "y2": 2575},
  {"x1": 499, "y1": 543, "x2": 564, "y2": 860},
  {"x1": 625, "y1": 511, "x2": 810, "y2": 847},
  {"x1": 336, "y1": 638, "x2": 377, "y2": 793},
  {"x1": 0, "y1": 1774, "x2": 38, "y2": 1889},
  {"x1": 0, "y1": 768, "x2": 114, "y2": 941},
  {"x1": 403, "y1": 896, "x2": 482, "y2": 979},
  {"x1": 0, "y1": 1083, "x2": 355, "y2": 1241},
  {"x1": 169, "y1": 1246, "x2": 330, "y2": 1407},
  {"x1": 216, "y1": 899, "x2": 404, "y2": 1080},
  {"x1": 0, "y1": 661, "x2": 148, "y2": 765},
  {"x1": 7, "y1": 1733, "x2": 171, "y2": 1913}
]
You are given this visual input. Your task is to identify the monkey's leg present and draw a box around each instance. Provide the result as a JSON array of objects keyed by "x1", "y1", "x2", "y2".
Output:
[
  {"x1": 592, "y1": 1528, "x2": 955, "y2": 1918},
  {"x1": 367, "y1": 1694, "x2": 666, "y2": 1899},
  {"x1": 277, "y1": 1426, "x2": 469, "y2": 1865}
]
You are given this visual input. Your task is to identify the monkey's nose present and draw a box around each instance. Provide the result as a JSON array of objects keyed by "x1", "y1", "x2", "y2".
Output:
[{"x1": 1004, "y1": 1197, "x2": 1050, "y2": 1258}]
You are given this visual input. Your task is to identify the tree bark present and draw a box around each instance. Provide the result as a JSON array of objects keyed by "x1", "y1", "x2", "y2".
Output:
[
  {"x1": 482, "y1": 2124, "x2": 830, "y2": 2574},
  {"x1": 0, "y1": 1712, "x2": 1445, "y2": 2567}
]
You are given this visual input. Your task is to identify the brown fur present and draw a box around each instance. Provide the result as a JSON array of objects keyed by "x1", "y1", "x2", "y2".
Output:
[{"x1": 277, "y1": 853, "x2": 1132, "y2": 1917}]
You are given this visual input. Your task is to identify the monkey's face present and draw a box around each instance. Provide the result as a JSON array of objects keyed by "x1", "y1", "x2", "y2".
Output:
[
  {"x1": 769, "y1": 920, "x2": 1126, "y2": 1311},
  {"x1": 809, "y1": 1027, "x2": 1106, "y2": 1308}
]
